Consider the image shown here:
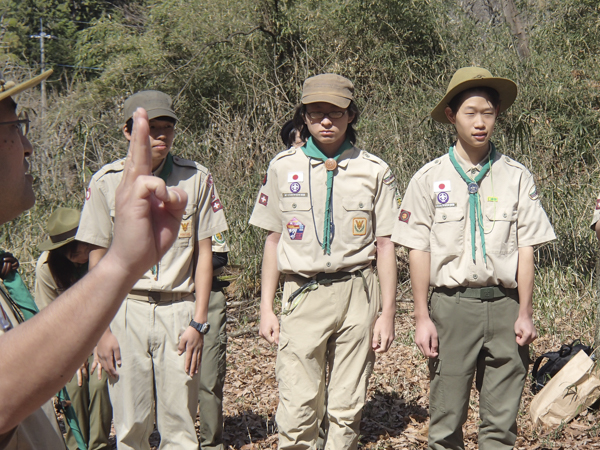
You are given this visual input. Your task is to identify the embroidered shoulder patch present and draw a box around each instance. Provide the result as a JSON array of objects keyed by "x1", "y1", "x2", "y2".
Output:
[
  {"x1": 528, "y1": 185, "x2": 539, "y2": 201},
  {"x1": 214, "y1": 232, "x2": 225, "y2": 244},
  {"x1": 399, "y1": 210, "x2": 411, "y2": 223},
  {"x1": 383, "y1": 169, "x2": 396, "y2": 185},
  {"x1": 211, "y1": 199, "x2": 224, "y2": 212},
  {"x1": 259, "y1": 193, "x2": 268, "y2": 206},
  {"x1": 262, "y1": 173, "x2": 268, "y2": 186}
]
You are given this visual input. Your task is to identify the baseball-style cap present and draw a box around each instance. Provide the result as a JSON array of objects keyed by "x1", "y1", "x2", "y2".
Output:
[
  {"x1": 0, "y1": 69, "x2": 53, "y2": 103},
  {"x1": 431, "y1": 67, "x2": 518, "y2": 123},
  {"x1": 38, "y1": 207, "x2": 81, "y2": 251},
  {"x1": 301, "y1": 74, "x2": 354, "y2": 109},
  {"x1": 123, "y1": 90, "x2": 178, "y2": 123}
]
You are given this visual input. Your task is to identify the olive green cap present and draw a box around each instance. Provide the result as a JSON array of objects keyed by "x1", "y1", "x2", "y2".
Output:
[
  {"x1": 123, "y1": 90, "x2": 178, "y2": 123},
  {"x1": 431, "y1": 67, "x2": 518, "y2": 123},
  {"x1": 38, "y1": 208, "x2": 81, "y2": 251},
  {"x1": 0, "y1": 69, "x2": 53, "y2": 103},
  {"x1": 301, "y1": 74, "x2": 354, "y2": 109}
]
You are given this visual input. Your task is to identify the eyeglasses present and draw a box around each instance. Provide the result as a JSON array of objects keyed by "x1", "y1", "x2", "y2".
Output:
[
  {"x1": 305, "y1": 110, "x2": 347, "y2": 120},
  {"x1": 0, "y1": 111, "x2": 30, "y2": 137}
]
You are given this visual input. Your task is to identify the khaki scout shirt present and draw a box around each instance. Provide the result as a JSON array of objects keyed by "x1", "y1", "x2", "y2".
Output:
[
  {"x1": 249, "y1": 146, "x2": 398, "y2": 277},
  {"x1": 590, "y1": 192, "x2": 600, "y2": 230},
  {"x1": 34, "y1": 251, "x2": 60, "y2": 310},
  {"x1": 392, "y1": 149, "x2": 556, "y2": 288},
  {"x1": 76, "y1": 155, "x2": 228, "y2": 293},
  {"x1": 0, "y1": 286, "x2": 66, "y2": 450}
]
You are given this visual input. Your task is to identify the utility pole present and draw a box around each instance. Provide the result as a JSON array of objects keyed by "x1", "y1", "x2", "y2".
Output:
[{"x1": 30, "y1": 19, "x2": 56, "y2": 124}]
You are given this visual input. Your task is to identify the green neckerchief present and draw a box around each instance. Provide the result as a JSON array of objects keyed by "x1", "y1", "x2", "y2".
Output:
[
  {"x1": 150, "y1": 153, "x2": 174, "y2": 277},
  {"x1": 448, "y1": 143, "x2": 496, "y2": 264},
  {"x1": 0, "y1": 250, "x2": 88, "y2": 450},
  {"x1": 301, "y1": 137, "x2": 353, "y2": 255}
]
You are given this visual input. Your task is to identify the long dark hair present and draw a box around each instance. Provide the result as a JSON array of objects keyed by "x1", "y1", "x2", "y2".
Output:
[
  {"x1": 47, "y1": 240, "x2": 87, "y2": 290},
  {"x1": 292, "y1": 101, "x2": 360, "y2": 145}
]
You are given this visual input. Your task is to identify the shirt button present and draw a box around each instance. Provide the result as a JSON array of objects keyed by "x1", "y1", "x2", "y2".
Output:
[
  {"x1": 473, "y1": 274, "x2": 478, "y2": 280},
  {"x1": 503, "y1": 212, "x2": 507, "y2": 218},
  {"x1": 326, "y1": 262, "x2": 331, "y2": 268},
  {"x1": 442, "y1": 214, "x2": 447, "y2": 220},
  {"x1": 471, "y1": 169, "x2": 477, "y2": 175},
  {"x1": 359, "y1": 202, "x2": 364, "y2": 208},
  {"x1": 292, "y1": 203, "x2": 297, "y2": 209}
]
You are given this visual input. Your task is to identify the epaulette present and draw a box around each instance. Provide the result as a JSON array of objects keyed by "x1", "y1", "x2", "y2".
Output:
[
  {"x1": 500, "y1": 153, "x2": 527, "y2": 172},
  {"x1": 94, "y1": 159, "x2": 126, "y2": 180},
  {"x1": 172, "y1": 155, "x2": 203, "y2": 170},
  {"x1": 361, "y1": 150, "x2": 386, "y2": 166},
  {"x1": 273, "y1": 147, "x2": 297, "y2": 161},
  {"x1": 413, "y1": 156, "x2": 443, "y2": 180}
]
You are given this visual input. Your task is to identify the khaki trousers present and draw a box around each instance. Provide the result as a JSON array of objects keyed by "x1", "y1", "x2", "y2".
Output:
[
  {"x1": 198, "y1": 289, "x2": 227, "y2": 450},
  {"x1": 276, "y1": 267, "x2": 380, "y2": 450},
  {"x1": 108, "y1": 296, "x2": 200, "y2": 450},
  {"x1": 427, "y1": 291, "x2": 529, "y2": 450},
  {"x1": 64, "y1": 354, "x2": 112, "y2": 450}
]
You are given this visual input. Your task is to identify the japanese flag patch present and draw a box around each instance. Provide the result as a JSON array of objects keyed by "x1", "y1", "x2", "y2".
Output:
[
  {"x1": 287, "y1": 171, "x2": 303, "y2": 183},
  {"x1": 433, "y1": 180, "x2": 452, "y2": 192}
]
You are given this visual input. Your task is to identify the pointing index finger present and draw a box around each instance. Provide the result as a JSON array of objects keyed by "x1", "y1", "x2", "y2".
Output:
[{"x1": 123, "y1": 108, "x2": 152, "y2": 185}]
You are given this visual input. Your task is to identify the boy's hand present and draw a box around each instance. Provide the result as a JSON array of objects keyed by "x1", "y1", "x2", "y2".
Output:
[
  {"x1": 372, "y1": 312, "x2": 395, "y2": 353},
  {"x1": 415, "y1": 317, "x2": 439, "y2": 358},
  {"x1": 96, "y1": 330, "x2": 121, "y2": 378},
  {"x1": 178, "y1": 327, "x2": 203, "y2": 376},
  {"x1": 259, "y1": 309, "x2": 280, "y2": 344},
  {"x1": 514, "y1": 315, "x2": 537, "y2": 346}
]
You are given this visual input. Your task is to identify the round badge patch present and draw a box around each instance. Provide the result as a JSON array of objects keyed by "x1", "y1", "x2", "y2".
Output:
[
  {"x1": 290, "y1": 182, "x2": 301, "y2": 193},
  {"x1": 437, "y1": 192, "x2": 449, "y2": 204},
  {"x1": 467, "y1": 182, "x2": 479, "y2": 194}
]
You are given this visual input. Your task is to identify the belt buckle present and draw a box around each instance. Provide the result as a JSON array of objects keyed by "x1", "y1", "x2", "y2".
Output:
[
  {"x1": 480, "y1": 287, "x2": 494, "y2": 300},
  {"x1": 148, "y1": 292, "x2": 161, "y2": 303}
]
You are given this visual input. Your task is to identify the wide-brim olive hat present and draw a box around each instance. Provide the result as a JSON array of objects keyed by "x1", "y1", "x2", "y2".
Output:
[
  {"x1": 123, "y1": 90, "x2": 178, "y2": 123},
  {"x1": 38, "y1": 207, "x2": 81, "y2": 251},
  {"x1": 301, "y1": 74, "x2": 354, "y2": 109},
  {"x1": 431, "y1": 67, "x2": 518, "y2": 124},
  {"x1": 0, "y1": 69, "x2": 53, "y2": 103}
]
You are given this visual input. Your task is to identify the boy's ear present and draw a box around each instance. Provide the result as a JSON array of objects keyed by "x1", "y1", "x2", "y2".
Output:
[
  {"x1": 122, "y1": 124, "x2": 132, "y2": 141},
  {"x1": 444, "y1": 106, "x2": 456, "y2": 124}
]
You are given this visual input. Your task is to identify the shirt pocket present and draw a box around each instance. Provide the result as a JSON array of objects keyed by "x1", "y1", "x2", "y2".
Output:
[
  {"x1": 341, "y1": 196, "x2": 373, "y2": 245},
  {"x1": 431, "y1": 207, "x2": 465, "y2": 256},
  {"x1": 484, "y1": 203, "x2": 517, "y2": 255},
  {"x1": 280, "y1": 199, "x2": 313, "y2": 243},
  {"x1": 173, "y1": 206, "x2": 196, "y2": 248}
]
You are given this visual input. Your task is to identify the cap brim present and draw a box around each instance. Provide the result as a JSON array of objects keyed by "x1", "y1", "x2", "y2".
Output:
[
  {"x1": 38, "y1": 235, "x2": 76, "y2": 252},
  {"x1": 0, "y1": 69, "x2": 53, "y2": 103},
  {"x1": 302, "y1": 94, "x2": 351, "y2": 109},
  {"x1": 431, "y1": 77, "x2": 518, "y2": 123},
  {"x1": 146, "y1": 107, "x2": 178, "y2": 121}
]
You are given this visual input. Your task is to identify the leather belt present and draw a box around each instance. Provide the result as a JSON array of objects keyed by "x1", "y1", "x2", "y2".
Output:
[
  {"x1": 128, "y1": 290, "x2": 190, "y2": 303},
  {"x1": 433, "y1": 285, "x2": 518, "y2": 300}
]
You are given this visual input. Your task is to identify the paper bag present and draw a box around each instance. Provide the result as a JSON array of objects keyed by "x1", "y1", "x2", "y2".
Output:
[{"x1": 530, "y1": 350, "x2": 600, "y2": 427}]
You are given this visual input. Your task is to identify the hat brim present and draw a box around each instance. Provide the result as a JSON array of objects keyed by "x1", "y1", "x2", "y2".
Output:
[
  {"x1": 301, "y1": 94, "x2": 351, "y2": 109},
  {"x1": 431, "y1": 77, "x2": 517, "y2": 124},
  {"x1": 38, "y1": 235, "x2": 76, "y2": 252},
  {"x1": 146, "y1": 107, "x2": 178, "y2": 122},
  {"x1": 0, "y1": 69, "x2": 53, "y2": 103}
]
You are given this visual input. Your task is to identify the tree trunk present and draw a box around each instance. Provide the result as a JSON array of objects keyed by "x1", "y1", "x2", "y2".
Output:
[{"x1": 500, "y1": 0, "x2": 530, "y2": 59}]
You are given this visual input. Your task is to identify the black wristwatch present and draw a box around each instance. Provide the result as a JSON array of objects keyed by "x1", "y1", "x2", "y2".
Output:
[{"x1": 189, "y1": 319, "x2": 210, "y2": 334}]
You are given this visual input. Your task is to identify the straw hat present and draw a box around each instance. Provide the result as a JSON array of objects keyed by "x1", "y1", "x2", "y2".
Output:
[
  {"x1": 301, "y1": 74, "x2": 354, "y2": 109},
  {"x1": 431, "y1": 67, "x2": 517, "y2": 123},
  {"x1": 0, "y1": 69, "x2": 53, "y2": 103},
  {"x1": 38, "y1": 208, "x2": 80, "y2": 251}
]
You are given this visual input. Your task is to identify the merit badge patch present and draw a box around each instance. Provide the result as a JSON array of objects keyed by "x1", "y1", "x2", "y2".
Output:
[
  {"x1": 399, "y1": 210, "x2": 411, "y2": 223},
  {"x1": 287, "y1": 217, "x2": 305, "y2": 240},
  {"x1": 433, "y1": 180, "x2": 452, "y2": 193},
  {"x1": 352, "y1": 217, "x2": 367, "y2": 236},
  {"x1": 211, "y1": 199, "x2": 224, "y2": 212},
  {"x1": 287, "y1": 171, "x2": 303, "y2": 183},
  {"x1": 528, "y1": 185, "x2": 539, "y2": 201},
  {"x1": 396, "y1": 191, "x2": 402, "y2": 208},
  {"x1": 596, "y1": 199, "x2": 600, "y2": 211},
  {"x1": 214, "y1": 232, "x2": 226, "y2": 244},
  {"x1": 383, "y1": 169, "x2": 396, "y2": 185},
  {"x1": 85, "y1": 187, "x2": 91, "y2": 201},
  {"x1": 262, "y1": 173, "x2": 268, "y2": 186},
  {"x1": 259, "y1": 193, "x2": 268, "y2": 206},
  {"x1": 437, "y1": 192, "x2": 449, "y2": 205},
  {"x1": 290, "y1": 182, "x2": 301, "y2": 193},
  {"x1": 179, "y1": 219, "x2": 192, "y2": 239}
]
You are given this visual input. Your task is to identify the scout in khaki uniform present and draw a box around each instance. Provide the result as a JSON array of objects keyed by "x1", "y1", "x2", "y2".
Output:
[
  {"x1": 250, "y1": 74, "x2": 398, "y2": 449},
  {"x1": 392, "y1": 67, "x2": 556, "y2": 449},
  {"x1": 35, "y1": 208, "x2": 112, "y2": 450},
  {"x1": 197, "y1": 233, "x2": 230, "y2": 450},
  {"x1": 590, "y1": 195, "x2": 600, "y2": 238},
  {"x1": 77, "y1": 91, "x2": 228, "y2": 450}
]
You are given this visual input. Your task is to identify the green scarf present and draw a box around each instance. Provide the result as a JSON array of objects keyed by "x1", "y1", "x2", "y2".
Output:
[
  {"x1": 301, "y1": 137, "x2": 353, "y2": 255},
  {"x1": 448, "y1": 143, "x2": 496, "y2": 264},
  {"x1": 151, "y1": 153, "x2": 174, "y2": 277},
  {"x1": 0, "y1": 250, "x2": 88, "y2": 450}
]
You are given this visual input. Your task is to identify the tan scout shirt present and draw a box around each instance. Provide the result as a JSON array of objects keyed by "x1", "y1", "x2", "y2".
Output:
[
  {"x1": 392, "y1": 149, "x2": 556, "y2": 288},
  {"x1": 77, "y1": 155, "x2": 228, "y2": 293},
  {"x1": 0, "y1": 286, "x2": 66, "y2": 450},
  {"x1": 249, "y1": 146, "x2": 398, "y2": 277},
  {"x1": 34, "y1": 251, "x2": 60, "y2": 310},
  {"x1": 590, "y1": 192, "x2": 600, "y2": 230}
]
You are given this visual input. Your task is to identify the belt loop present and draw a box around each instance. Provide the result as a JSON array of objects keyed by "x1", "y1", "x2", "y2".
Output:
[{"x1": 455, "y1": 291, "x2": 460, "y2": 304}]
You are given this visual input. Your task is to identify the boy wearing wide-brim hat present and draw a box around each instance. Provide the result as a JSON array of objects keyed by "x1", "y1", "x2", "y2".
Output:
[
  {"x1": 76, "y1": 90, "x2": 228, "y2": 450},
  {"x1": 392, "y1": 67, "x2": 556, "y2": 449}
]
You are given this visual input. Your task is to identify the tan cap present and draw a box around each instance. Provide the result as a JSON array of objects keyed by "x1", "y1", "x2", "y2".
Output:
[
  {"x1": 431, "y1": 67, "x2": 517, "y2": 123},
  {"x1": 38, "y1": 207, "x2": 80, "y2": 251},
  {"x1": 123, "y1": 90, "x2": 178, "y2": 123},
  {"x1": 301, "y1": 74, "x2": 354, "y2": 108},
  {"x1": 0, "y1": 69, "x2": 53, "y2": 103}
]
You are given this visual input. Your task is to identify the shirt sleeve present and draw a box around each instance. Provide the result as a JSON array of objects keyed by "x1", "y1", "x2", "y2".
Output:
[
  {"x1": 391, "y1": 175, "x2": 434, "y2": 251},
  {"x1": 590, "y1": 192, "x2": 600, "y2": 230},
  {"x1": 76, "y1": 176, "x2": 113, "y2": 248},
  {"x1": 373, "y1": 165, "x2": 400, "y2": 237},
  {"x1": 248, "y1": 162, "x2": 283, "y2": 232},
  {"x1": 34, "y1": 253, "x2": 58, "y2": 311},
  {"x1": 516, "y1": 170, "x2": 556, "y2": 247},
  {"x1": 195, "y1": 172, "x2": 228, "y2": 241}
]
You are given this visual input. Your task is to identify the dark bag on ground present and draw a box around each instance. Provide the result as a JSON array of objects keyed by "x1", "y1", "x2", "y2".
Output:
[{"x1": 531, "y1": 339, "x2": 593, "y2": 394}]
